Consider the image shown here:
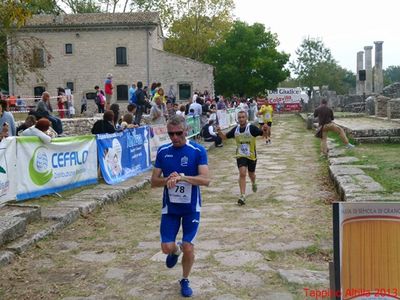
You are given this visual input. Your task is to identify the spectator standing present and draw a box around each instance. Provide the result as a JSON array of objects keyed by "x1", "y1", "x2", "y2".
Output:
[
  {"x1": 153, "y1": 87, "x2": 166, "y2": 104},
  {"x1": 216, "y1": 97, "x2": 226, "y2": 110},
  {"x1": 248, "y1": 99, "x2": 257, "y2": 122},
  {"x1": 16, "y1": 96, "x2": 26, "y2": 111},
  {"x1": 176, "y1": 105, "x2": 186, "y2": 117},
  {"x1": 57, "y1": 87, "x2": 66, "y2": 118},
  {"x1": 94, "y1": 85, "x2": 105, "y2": 113},
  {"x1": 150, "y1": 82, "x2": 157, "y2": 99},
  {"x1": 189, "y1": 98, "x2": 202, "y2": 117},
  {"x1": 134, "y1": 81, "x2": 148, "y2": 125},
  {"x1": 81, "y1": 93, "x2": 87, "y2": 115},
  {"x1": 0, "y1": 100, "x2": 16, "y2": 136},
  {"x1": 128, "y1": 83, "x2": 136, "y2": 103},
  {"x1": 104, "y1": 73, "x2": 113, "y2": 110},
  {"x1": 150, "y1": 96, "x2": 167, "y2": 125},
  {"x1": 167, "y1": 85, "x2": 176, "y2": 103}
]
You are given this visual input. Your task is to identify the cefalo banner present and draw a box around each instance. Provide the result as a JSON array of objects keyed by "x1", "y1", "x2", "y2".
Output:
[
  {"x1": 16, "y1": 135, "x2": 98, "y2": 201},
  {"x1": 95, "y1": 127, "x2": 152, "y2": 185},
  {"x1": 0, "y1": 137, "x2": 17, "y2": 203}
]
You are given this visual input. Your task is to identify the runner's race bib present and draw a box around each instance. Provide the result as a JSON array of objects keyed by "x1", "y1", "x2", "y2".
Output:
[
  {"x1": 265, "y1": 113, "x2": 271, "y2": 120},
  {"x1": 238, "y1": 143, "x2": 251, "y2": 156},
  {"x1": 168, "y1": 182, "x2": 192, "y2": 204}
]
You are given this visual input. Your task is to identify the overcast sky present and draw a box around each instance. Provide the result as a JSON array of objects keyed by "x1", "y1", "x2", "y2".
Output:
[{"x1": 234, "y1": 0, "x2": 398, "y2": 73}]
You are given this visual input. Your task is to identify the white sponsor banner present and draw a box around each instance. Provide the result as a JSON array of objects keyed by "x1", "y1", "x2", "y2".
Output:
[
  {"x1": 150, "y1": 125, "x2": 169, "y2": 161},
  {"x1": 16, "y1": 135, "x2": 98, "y2": 201},
  {"x1": 217, "y1": 110, "x2": 229, "y2": 129},
  {"x1": 0, "y1": 137, "x2": 17, "y2": 203},
  {"x1": 267, "y1": 87, "x2": 304, "y2": 104}
]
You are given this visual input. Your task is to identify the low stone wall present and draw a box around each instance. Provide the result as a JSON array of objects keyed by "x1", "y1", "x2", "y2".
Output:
[
  {"x1": 388, "y1": 98, "x2": 400, "y2": 119},
  {"x1": 375, "y1": 95, "x2": 390, "y2": 117},
  {"x1": 16, "y1": 116, "x2": 102, "y2": 136}
]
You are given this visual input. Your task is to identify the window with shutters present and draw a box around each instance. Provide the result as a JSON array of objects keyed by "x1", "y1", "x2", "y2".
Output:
[
  {"x1": 178, "y1": 83, "x2": 192, "y2": 100},
  {"x1": 116, "y1": 47, "x2": 127, "y2": 65},
  {"x1": 117, "y1": 85, "x2": 128, "y2": 101},
  {"x1": 65, "y1": 43, "x2": 73, "y2": 54}
]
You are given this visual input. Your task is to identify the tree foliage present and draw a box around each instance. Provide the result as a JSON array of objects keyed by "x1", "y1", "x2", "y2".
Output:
[
  {"x1": 290, "y1": 37, "x2": 335, "y2": 88},
  {"x1": 206, "y1": 21, "x2": 289, "y2": 97},
  {"x1": 384, "y1": 65, "x2": 400, "y2": 86},
  {"x1": 60, "y1": 0, "x2": 101, "y2": 13},
  {"x1": 290, "y1": 37, "x2": 355, "y2": 95}
]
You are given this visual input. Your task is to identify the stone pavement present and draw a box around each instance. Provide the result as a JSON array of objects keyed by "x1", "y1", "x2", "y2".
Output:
[{"x1": 0, "y1": 115, "x2": 338, "y2": 299}]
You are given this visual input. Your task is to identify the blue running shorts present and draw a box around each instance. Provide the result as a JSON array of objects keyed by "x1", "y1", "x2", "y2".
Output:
[{"x1": 160, "y1": 212, "x2": 200, "y2": 244}]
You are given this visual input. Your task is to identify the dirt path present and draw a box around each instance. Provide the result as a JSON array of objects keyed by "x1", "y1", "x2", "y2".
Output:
[{"x1": 0, "y1": 114, "x2": 338, "y2": 300}]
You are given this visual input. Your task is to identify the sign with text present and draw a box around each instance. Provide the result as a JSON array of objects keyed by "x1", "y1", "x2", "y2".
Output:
[
  {"x1": 96, "y1": 127, "x2": 152, "y2": 185},
  {"x1": 150, "y1": 125, "x2": 169, "y2": 162},
  {"x1": 333, "y1": 202, "x2": 400, "y2": 300},
  {"x1": 16, "y1": 135, "x2": 98, "y2": 200}
]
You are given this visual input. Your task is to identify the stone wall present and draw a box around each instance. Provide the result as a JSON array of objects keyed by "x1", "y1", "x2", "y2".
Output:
[
  {"x1": 382, "y1": 82, "x2": 400, "y2": 99},
  {"x1": 375, "y1": 95, "x2": 390, "y2": 117},
  {"x1": 16, "y1": 117, "x2": 101, "y2": 136},
  {"x1": 388, "y1": 98, "x2": 400, "y2": 119}
]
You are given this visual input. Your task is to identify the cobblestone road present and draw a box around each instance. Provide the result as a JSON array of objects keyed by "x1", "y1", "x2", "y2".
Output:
[{"x1": 0, "y1": 115, "x2": 338, "y2": 300}]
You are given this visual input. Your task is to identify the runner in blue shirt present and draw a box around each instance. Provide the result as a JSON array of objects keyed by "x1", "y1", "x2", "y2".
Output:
[{"x1": 151, "y1": 115, "x2": 210, "y2": 297}]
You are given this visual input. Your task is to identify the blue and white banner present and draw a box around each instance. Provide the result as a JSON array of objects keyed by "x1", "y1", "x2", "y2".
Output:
[
  {"x1": 96, "y1": 127, "x2": 152, "y2": 185},
  {"x1": 0, "y1": 137, "x2": 17, "y2": 203},
  {"x1": 16, "y1": 135, "x2": 98, "y2": 201}
]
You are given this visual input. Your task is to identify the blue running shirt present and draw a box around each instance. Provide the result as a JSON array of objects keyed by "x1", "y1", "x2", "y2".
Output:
[{"x1": 155, "y1": 140, "x2": 208, "y2": 215}]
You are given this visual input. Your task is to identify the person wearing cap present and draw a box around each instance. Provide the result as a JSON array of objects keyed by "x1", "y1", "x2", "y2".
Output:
[
  {"x1": 21, "y1": 118, "x2": 53, "y2": 144},
  {"x1": 104, "y1": 73, "x2": 113, "y2": 110}
]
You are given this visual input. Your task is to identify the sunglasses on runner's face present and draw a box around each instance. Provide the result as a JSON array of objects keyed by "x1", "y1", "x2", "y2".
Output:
[{"x1": 168, "y1": 131, "x2": 184, "y2": 137}]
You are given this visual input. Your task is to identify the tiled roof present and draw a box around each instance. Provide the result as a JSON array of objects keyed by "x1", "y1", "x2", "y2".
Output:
[{"x1": 24, "y1": 12, "x2": 160, "y2": 27}]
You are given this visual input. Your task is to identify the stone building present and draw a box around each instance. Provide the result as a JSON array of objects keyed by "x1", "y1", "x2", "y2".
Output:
[{"x1": 8, "y1": 12, "x2": 214, "y2": 107}]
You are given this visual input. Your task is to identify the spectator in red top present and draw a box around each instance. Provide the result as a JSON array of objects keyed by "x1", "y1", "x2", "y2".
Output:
[{"x1": 104, "y1": 73, "x2": 113, "y2": 110}]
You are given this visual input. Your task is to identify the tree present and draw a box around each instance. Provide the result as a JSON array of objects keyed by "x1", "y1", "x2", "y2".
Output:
[
  {"x1": 290, "y1": 37, "x2": 355, "y2": 95},
  {"x1": 0, "y1": 0, "x2": 35, "y2": 91},
  {"x1": 384, "y1": 65, "x2": 400, "y2": 86},
  {"x1": 164, "y1": 14, "x2": 232, "y2": 62},
  {"x1": 59, "y1": 0, "x2": 101, "y2": 13},
  {"x1": 290, "y1": 37, "x2": 335, "y2": 88},
  {"x1": 206, "y1": 21, "x2": 289, "y2": 97},
  {"x1": 130, "y1": 0, "x2": 175, "y2": 26}
]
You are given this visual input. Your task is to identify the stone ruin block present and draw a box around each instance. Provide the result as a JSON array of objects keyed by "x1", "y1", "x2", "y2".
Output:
[
  {"x1": 365, "y1": 95, "x2": 376, "y2": 115},
  {"x1": 375, "y1": 95, "x2": 390, "y2": 117},
  {"x1": 388, "y1": 98, "x2": 400, "y2": 119}
]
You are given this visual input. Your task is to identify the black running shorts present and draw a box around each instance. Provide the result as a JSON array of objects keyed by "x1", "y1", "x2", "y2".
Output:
[{"x1": 236, "y1": 157, "x2": 257, "y2": 173}]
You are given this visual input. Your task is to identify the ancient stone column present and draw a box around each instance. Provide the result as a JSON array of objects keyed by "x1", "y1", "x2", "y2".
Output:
[
  {"x1": 364, "y1": 46, "x2": 373, "y2": 94},
  {"x1": 374, "y1": 41, "x2": 384, "y2": 93},
  {"x1": 356, "y1": 51, "x2": 364, "y2": 95}
]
